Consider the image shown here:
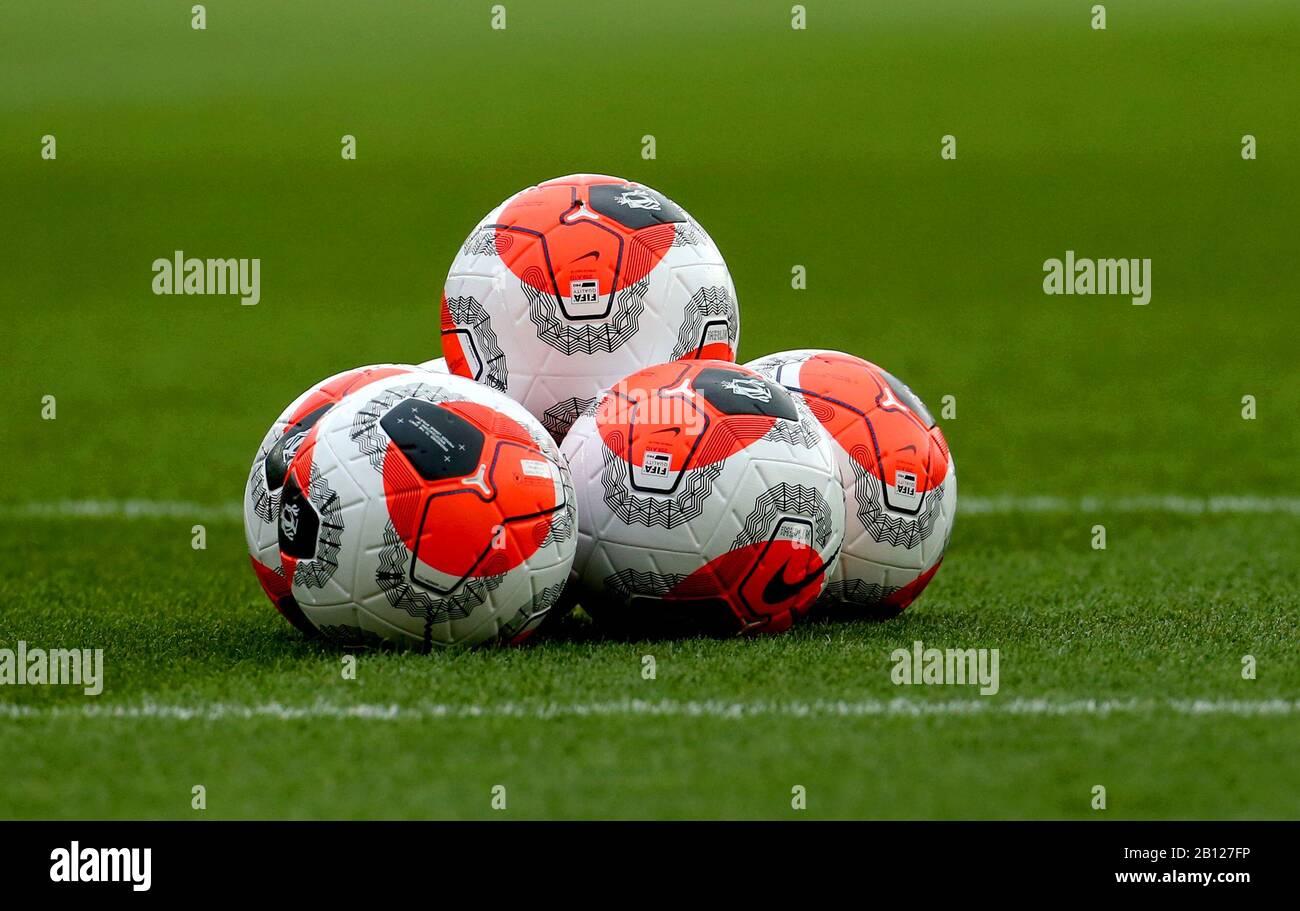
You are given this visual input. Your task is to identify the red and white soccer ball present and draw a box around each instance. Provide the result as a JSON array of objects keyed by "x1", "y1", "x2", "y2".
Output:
[
  {"x1": 561, "y1": 360, "x2": 845, "y2": 636},
  {"x1": 440, "y1": 174, "x2": 740, "y2": 442},
  {"x1": 243, "y1": 364, "x2": 423, "y2": 635},
  {"x1": 746, "y1": 350, "x2": 956, "y2": 618},
  {"x1": 276, "y1": 371, "x2": 577, "y2": 648}
]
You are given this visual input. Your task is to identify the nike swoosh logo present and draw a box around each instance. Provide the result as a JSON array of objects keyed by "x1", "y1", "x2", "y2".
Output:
[
  {"x1": 653, "y1": 427, "x2": 682, "y2": 436},
  {"x1": 571, "y1": 250, "x2": 600, "y2": 263},
  {"x1": 897, "y1": 444, "x2": 917, "y2": 454},
  {"x1": 762, "y1": 558, "x2": 825, "y2": 606}
]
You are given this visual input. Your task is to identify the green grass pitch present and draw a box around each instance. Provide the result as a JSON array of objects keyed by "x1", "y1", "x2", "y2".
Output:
[{"x1": 1, "y1": 0, "x2": 1297, "y2": 819}]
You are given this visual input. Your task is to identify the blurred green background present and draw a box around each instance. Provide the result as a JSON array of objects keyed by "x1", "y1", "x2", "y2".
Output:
[
  {"x1": 1, "y1": 1, "x2": 1297, "y2": 819},
  {"x1": 3, "y1": 0, "x2": 1296, "y2": 502}
]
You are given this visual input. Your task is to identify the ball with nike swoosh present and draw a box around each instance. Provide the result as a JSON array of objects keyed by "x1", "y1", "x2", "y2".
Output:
[
  {"x1": 561, "y1": 360, "x2": 846, "y2": 636},
  {"x1": 746, "y1": 350, "x2": 956, "y2": 619},
  {"x1": 440, "y1": 174, "x2": 740, "y2": 443}
]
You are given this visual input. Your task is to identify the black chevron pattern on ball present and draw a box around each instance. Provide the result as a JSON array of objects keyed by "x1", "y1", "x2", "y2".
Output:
[
  {"x1": 672, "y1": 218, "x2": 711, "y2": 247},
  {"x1": 603, "y1": 568, "x2": 690, "y2": 599},
  {"x1": 249, "y1": 465, "x2": 277, "y2": 524},
  {"x1": 443, "y1": 295, "x2": 508, "y2": 391},
  {"x1": 731, "y1": 482, "x2": 834, "y2": 551},
  {"x1": 498, "y1": 580, "x2": 568, "y2": 641},
  {"x1": 745, "y1": 351, "x2": 808, "y2": 382},
  {"x1": 524, "y1": 275, "x2": 647, "y2": 355},
  {"x1": 669, "y1": 286, "x2": 737, "y2": 360},
  {"x1": 460, "y1": 227, "x2": 501, "y2": 257},
  {"x1": 290, "y1": 463, "x2": 343, "y2": 590},
  {"x1": 820, "y1": 578, "x2": 900, "y2": 607},
  {"x1": 600, "y1": 438, "x2": 724, "y2": 529},
  {"x1": 312, "y1": 624, "x2": 389, "y2": 647},
  {"x1": 849, "y1": 447, "x2": 945, "y2": 548},
  {"x1": 541, "y1": 395, "x2": 598, "y2": 440},
  {"x1": 761, "y1": 410, "x2": 823, "y2": 449},
  {"x1": 374, "y1": 520, "x2": 505, "y2": 622},
  {"x1": 537, "y1": 480, "x2": 577, "y2": 548}
]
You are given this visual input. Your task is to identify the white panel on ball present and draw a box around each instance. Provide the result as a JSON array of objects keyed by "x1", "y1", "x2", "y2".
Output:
[{"x1": 440, "y1": 174, "x2": 740, "y2": 442}]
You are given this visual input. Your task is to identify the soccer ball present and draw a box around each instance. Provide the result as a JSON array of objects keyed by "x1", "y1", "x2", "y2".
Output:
[
  {"x1": 561, "y1": 360, "x2": 845, "y2": 636},
  {"x1": 277, "y1": 371, "x2": 577, "y2": 647},
  {"x1": 243, "y1": 364, "x2": 423, "y2": 635},
  {"x1": 440, "y1": 174, "x2": 740, "y2": 441},
  {"x1": 745, "y1": 350, "x2": 956, "y2": 617},
  {"x1": 419, "y1": 356, "x2": 448, "y2": 373}
]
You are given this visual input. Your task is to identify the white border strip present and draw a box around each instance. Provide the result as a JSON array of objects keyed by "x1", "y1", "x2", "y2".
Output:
[{"x1": 1, "y1": 697, "x2": 1296, "y2": 722}]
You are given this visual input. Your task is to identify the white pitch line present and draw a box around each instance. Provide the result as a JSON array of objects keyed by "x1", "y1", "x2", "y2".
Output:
[
  {"x1": 1, "y1": 697, "x2": 1297, "y2": 722},
  {"x1": 3, "y1": 495, "x2": 1300, "y2": 522},
  {"x1": 960, "y1": 495, "x2": 1300, "y2": 516},
  {"x1": 0, "y1": 499, "x2": 243, "y2": 522}
]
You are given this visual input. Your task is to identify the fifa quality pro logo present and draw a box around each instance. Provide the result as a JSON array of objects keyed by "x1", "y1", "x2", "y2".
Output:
[
  {"x1": 894, "y1": 470, "x2": 918, "y2": 497},
  {"x1": 569, "y1": 278, "x2": 600, "y2": 306},
  {"x1": 640, "y1": 449, "x2": 672, "y2": 477}
]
